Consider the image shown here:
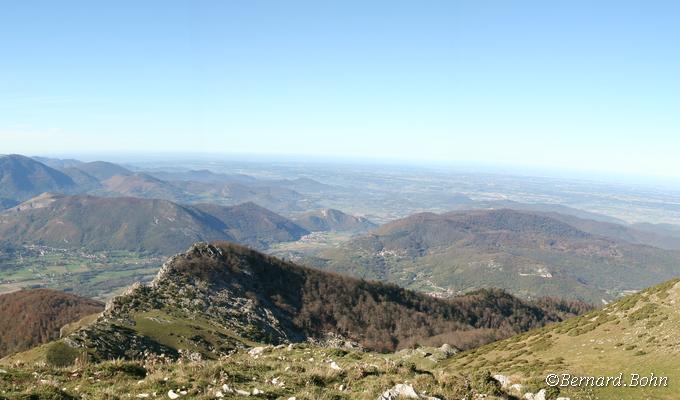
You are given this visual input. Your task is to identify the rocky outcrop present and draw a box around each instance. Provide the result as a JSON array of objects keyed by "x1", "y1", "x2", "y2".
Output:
[{"x1": 67, "y1": 243, "x2": 303, "y2": 360}]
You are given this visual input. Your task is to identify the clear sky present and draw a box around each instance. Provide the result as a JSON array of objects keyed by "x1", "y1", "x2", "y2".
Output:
[{"x1": 1, "y1": 1, "x2": 679, "y2": 177}]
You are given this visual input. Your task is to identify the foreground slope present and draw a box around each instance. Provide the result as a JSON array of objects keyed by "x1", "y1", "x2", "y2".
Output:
[
  {"x1": 312, "y1": 209, "x2": 680, "y2": 302},
  {"x1": 0, "y1": 341, "x2": 528, "y2": 400},
  {"x1": 446, "y1": 279, "x2": 680, "y2": 399},
  {"x1": 0, "y1": 195, "x2": 307, "y2": 253},
  {"x1": 43, "y1": 242, "x2": 589, "y2": 362},
  {"x1": 0, "y1": 289, "x2": 103, "y2": 357}
]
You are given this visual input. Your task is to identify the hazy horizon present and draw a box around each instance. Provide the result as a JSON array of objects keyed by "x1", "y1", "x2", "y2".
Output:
[
  {"x1": 4, "y1": 150, "x2": 678, "y2": 190},
  {"x1": 3, "y1": 1, "x2": 680, "y2": 178}
]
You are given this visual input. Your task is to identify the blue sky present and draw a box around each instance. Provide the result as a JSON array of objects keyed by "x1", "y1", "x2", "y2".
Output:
[{"x1": 1, "y1": 1, "x2": 679, "y2": 177}]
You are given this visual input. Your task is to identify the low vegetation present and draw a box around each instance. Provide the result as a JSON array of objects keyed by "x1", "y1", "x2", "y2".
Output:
[{"x1": 0, "y1": 344, "x2": 513, "y2": 399}]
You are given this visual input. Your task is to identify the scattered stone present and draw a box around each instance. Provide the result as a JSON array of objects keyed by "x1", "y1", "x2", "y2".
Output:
[
  {"x1": 167, "y1": 390, "x2": 180, "y2": 399},
  {"x1": 493, "y1": 374, "x2": 511, "y2": 389},
  {"x1": 248, "y1": 347, "x2": 269, "y2": 357},
  {"x1": 214, "y1": 391, "x2": 224, "y2": 398},
  {"x1": 252, "y1": 388, "x2": 263, "y2": 395},
  {"x1": 235, "y1": 389, "x2": 250, "y2": 396},
  {"x1": 330, "y1": 361, "x2": 342, "y2": 370},
  {"x1": 510, "y1": 383, "x2": 523, "y2": 393},
  {"x1": 438, "y1": 343, "x2": 458, "y2": 357},
  {"x1": 222, "y1": 384, "x2": 234, "y2": 393},
  {"x1": 377, "y1": 383, "x2": 440, "y2": 400},
  {"x1": 524, "y1": 389, "x2": 546, "y2": 400},
  {"x1": 136, "y1": 395, "x2": 149, "y2": 398}
]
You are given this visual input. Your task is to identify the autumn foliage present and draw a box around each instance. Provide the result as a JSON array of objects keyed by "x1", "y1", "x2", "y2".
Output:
[{"x1": 0, "y1": 289, "x2": 103, "y2": 357}]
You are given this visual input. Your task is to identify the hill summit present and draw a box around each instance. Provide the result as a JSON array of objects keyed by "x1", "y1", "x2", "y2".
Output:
[
  {"x1": 0, "y1": 155, "x2": 77, "y2": 202},
  {"x1": 294, "y1": 208, "x2": 376, "y2": 232},
  {"x1": 60, "y1": 242, "x2": 589, "y2": 361}
]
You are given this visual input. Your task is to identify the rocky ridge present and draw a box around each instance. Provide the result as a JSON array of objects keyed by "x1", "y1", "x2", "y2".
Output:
[{"x1": 61, "y1": 242, "x2": 588, "y2": 361}]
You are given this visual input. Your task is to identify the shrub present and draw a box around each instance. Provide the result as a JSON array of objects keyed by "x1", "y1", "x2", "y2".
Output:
[
  {"x1": 101, "y1": 362, "x2": 147, "y2": 378},
  {"x1": 45, "y1": 342, "x2": 80, "y2": 367},
  {"x1": 17, "y1": 386, "x2": 76, "y2": 399},
  {"x1": 471, "y1": 370, "x2": 502, "y2": 396},
  {"x1": 545, "y1": 386, "x2": 561, "y2": 400}
]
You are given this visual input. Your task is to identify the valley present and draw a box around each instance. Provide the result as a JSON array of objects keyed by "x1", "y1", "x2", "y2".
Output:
[{"x1": 0, "y1": 245, "x2": 163, "y2": 299}]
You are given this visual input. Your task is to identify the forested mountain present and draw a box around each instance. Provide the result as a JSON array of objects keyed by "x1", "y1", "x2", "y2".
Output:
[
  {"x1": 0, "y1": 195, "x2": 308, "y2": 253},
  {"x1": 310, "y1": 209, "x2": 680, "y2": 303}
]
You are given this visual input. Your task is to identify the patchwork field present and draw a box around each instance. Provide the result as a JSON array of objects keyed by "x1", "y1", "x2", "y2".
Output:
[{"x1": 0, "y1": 246, "x2": 163, "y2": 300}]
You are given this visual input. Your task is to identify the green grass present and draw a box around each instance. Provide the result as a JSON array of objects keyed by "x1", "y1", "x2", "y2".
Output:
[
  {"x1": 443, "y1": 279, "x2": 680, "y2": 400},
  {"x1": 129, "y1": 310, "x2": 259, "y2": 357}
]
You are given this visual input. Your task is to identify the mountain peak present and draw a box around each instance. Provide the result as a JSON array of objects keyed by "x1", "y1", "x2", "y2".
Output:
[{"x1": 151, "y1": 241, "x2": 232, "y2": 287}]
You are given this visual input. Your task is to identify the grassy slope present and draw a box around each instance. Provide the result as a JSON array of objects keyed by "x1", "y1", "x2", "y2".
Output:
[{"x1": 444, "y1": 279, "x2": 680, "y2": 399}]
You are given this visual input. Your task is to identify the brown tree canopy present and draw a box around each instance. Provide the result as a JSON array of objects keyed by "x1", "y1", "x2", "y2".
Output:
[{"x1": 0, "y1": 289, "x2": 103, "y2": 357}]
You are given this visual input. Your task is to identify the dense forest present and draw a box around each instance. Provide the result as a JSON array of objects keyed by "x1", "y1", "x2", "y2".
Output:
[
  {"x1": 172, "y1": 242, "x2": 592, "y2": 351},
  {"x1": 0, "y1": 289, "x2": 103, "y2": 357}
]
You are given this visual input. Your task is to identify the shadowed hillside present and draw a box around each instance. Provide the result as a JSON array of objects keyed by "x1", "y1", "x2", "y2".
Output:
[{"x1": 0, "y1": 155, "x2": 77, "y2": 201}]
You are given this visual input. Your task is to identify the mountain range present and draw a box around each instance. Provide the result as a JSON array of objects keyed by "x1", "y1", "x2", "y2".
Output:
[
  {"x1": 309, "y1": 209, "x2": 680, "y2": 303},
  {"x1": 0, "y1": 155, "x2": 322, "y2": 213}
]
